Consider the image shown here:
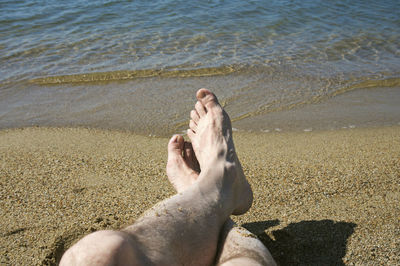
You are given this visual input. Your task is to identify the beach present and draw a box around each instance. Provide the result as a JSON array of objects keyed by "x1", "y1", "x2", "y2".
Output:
[
  {"x1": 1, "y1": 0, "x2": 399, "y2": 265},
  {"x1": 1, "y1": 126, "x2": 399, "y2": 265}
]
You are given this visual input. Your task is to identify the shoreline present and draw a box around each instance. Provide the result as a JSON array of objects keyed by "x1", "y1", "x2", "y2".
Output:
[
  {"x1": 1, "y1": 126, "x2": 399, "y2": 265},
  {"x1": 231, "y1": 86, "x2": 400, "y2": 134},
  {"x1": 1, "y1": 75, "x2": 399, "y2": 137}
]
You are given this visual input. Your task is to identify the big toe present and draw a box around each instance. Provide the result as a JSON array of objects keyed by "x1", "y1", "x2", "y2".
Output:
[
  {"x1": 168, "y1": 135, "x2": 184, "y2": 159},
  {"x1": 196, "y1": 88, "x2": 219, "y2": 109}
]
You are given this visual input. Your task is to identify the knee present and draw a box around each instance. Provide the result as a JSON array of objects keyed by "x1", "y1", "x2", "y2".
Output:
[{"x1": 60, "y1": 230, "x2": 140, "y2": 266}]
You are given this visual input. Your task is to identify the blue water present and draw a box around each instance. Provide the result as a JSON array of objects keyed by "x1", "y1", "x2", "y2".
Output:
[{"x1": 0, "y1": 0, "x2": 399, "y2": 134}]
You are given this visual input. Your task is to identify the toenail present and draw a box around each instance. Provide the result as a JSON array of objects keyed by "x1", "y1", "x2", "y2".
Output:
[{"x1": 198, "y1": 90, "x2": 206, "y2": 99}]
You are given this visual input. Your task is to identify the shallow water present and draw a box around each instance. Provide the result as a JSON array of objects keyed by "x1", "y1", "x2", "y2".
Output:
[{"x1": 1, "y1": 0, "x2": 399, "y2": 135}]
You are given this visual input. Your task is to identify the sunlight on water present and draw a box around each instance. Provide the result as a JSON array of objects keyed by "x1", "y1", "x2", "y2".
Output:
[
  {"x1": 1, "y1": 0, "x2": 399, "y2": 82},
  {"x1": 0, "y1": 0, "x2": 399, "y2": 134}
]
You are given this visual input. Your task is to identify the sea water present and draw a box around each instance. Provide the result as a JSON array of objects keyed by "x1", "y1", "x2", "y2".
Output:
[{"x1": 1, "y1": 0, "x2": 399, "y2": 135}]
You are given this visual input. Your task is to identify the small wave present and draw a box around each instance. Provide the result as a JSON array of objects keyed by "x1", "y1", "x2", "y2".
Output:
[
  {"x1": 173, "y1": 76, "x2": 400, "y2": 132},
  {"x1": 331, "y1": 77, "x2": 400, "y2": 97},
  {"x1": 29, "y1": 66, "x2": 236, "y2": 85},
  {"x1": 229, "y1": 77, "x2": 400, "y2": 123}
]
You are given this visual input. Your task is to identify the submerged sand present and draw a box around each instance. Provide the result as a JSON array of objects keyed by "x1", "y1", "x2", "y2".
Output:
[{"x1": 0, "y1": 126, "x2": 399, "y2": 265}]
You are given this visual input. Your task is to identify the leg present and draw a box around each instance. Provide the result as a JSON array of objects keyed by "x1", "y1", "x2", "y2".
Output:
[
  {"x1": 167, "y1": 125, "x2": 276, "y2": 265},
  {"x1": 216, "y1": 219, "x2": 276, "y2": 266},
  {"x1": 61, "y1": 89, "x2": 252, "y2": 265},
  {"x1": 60, "y1": 230, "x2": 150, "y2": 265}
]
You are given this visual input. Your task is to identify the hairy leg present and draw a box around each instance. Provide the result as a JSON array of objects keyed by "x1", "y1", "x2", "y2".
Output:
[
  {"x1": 166, "y1": 129, "x2": 276, "y2": 265},
  {"x1": 61, "y1": 89, "x2": 253, "y2": 265},
  {"x1": 216, "y1": 219, "x2": 276, "y2": 266},
  {"x1": 60, "y1": 230, "x2": 150, "y2": 265}
]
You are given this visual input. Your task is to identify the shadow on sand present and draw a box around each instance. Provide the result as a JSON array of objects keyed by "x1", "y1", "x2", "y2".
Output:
[{"x1": 243, "y1": 219, "x2": 356, "y2": 266}]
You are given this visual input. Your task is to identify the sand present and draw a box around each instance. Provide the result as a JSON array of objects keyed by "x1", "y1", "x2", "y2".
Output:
[{"x1": 0, "y1": 126, "x2": 399, "y2": 265}]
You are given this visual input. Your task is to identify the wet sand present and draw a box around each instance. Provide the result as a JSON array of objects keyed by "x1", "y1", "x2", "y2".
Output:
[{"x1": 0, "y1": 126, "x2": 399, "y2": 265}]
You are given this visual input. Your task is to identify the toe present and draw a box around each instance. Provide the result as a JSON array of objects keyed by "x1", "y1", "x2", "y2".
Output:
[
  {"x1": 195, "y1": 101, "x2": 206, "y2": 117},
  {"x1": 168, "y1": 135, "x2": 184, "y2": 154},
  {"x1": 183, "y1": 142, "x2": 192, "y2": 160},
  {"x1": 189, "y1": 120, "x2": 197, "y2": 132},
  {"x1": 183, "y1": 142, "x2": 193, "y2": 168},
  {"x1": 196, "y1": 88, "x2": 219, "y2": 109},
  {"x1": 187, "y1": 129, "x2": 195, "y2": 142},
  {"x1": 190, "y1": 110, "x2": 200, "y2": 123},
  {"x1": 184, "y1": 142, "x2": 200, "y2": 173}
]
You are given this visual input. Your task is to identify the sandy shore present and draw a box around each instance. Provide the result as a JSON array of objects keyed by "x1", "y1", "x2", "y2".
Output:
[{"x1": 0, "y1": 126, "x2": 399, "y2": 265}]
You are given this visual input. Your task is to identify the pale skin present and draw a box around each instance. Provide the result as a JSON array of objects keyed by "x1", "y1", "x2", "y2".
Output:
[
  {"x1": 60, "y1": 88, "x2": 276, "y2": 265},
  {"x1": 166, "y1": 135, "x2": 276, "y2": 266}
]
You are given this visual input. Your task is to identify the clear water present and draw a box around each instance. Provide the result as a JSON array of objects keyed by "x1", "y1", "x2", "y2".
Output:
[{"x1": 1, "y1": 0, "x2": 399, "y2": 135}]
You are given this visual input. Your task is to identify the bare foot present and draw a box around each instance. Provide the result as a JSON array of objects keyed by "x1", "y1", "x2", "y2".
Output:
[
  {"x1": 166, "y1": 143, "x2": 275, "y2": 266},
  {"x1": 166, "y1": 135, "x2": 199, "y2": 193},
  {"x1": 187, "y1": 88, "x2": 253, "y2": 215}
]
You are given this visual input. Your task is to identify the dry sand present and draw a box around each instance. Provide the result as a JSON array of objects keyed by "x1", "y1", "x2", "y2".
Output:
[{"x1": 0, "y1": 126, "x2": 399, "y2": 265}]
